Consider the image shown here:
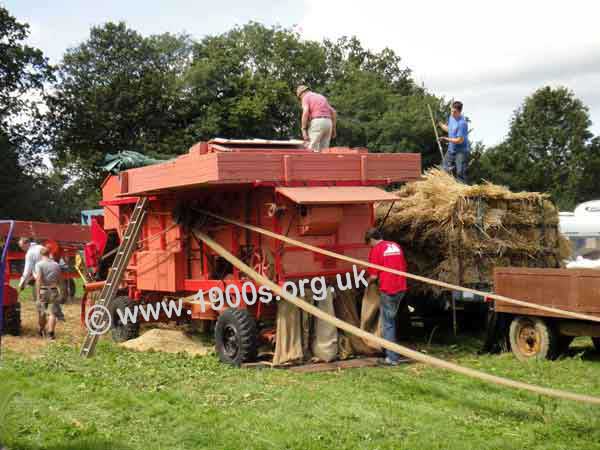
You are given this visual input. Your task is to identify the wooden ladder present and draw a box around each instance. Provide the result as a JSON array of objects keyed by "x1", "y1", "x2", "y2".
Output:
[{"x1": 80, "y1": 197, "x2": 148, "y2": 357}]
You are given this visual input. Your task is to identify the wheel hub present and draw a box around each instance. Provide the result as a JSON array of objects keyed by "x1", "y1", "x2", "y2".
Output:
[
  {"x1": 222, "y1": 324, "x2": 239, "y2": 359},
  {"x1": 517, "y1": 322, "x2": 541, "y2": 356}
]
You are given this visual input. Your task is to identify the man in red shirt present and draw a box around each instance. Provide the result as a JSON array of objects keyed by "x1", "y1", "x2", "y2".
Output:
[
  {"x1": 365, "y1": 228, "x2": 408, "y2": 365},
  {"x1": 296, "y1": 85, "x2": 337, "y2": 152}
]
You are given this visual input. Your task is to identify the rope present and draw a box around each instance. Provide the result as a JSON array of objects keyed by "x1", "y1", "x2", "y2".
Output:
[
  {"x1": 198, "y1": 210, "x2": 600, "y2": 324},
  {"x1": 195, "y1": 230, "x2": 600, "y2": 405}
]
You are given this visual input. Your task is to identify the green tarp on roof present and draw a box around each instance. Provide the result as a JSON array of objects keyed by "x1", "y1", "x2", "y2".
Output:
[{"x1": 102, "y1": 151, "x2": 170, "y2": 174}]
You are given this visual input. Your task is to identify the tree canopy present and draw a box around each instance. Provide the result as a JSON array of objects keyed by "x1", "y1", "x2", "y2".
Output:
[{"x1": 46, "y1": 21, "x2": 448, "y2": 193}]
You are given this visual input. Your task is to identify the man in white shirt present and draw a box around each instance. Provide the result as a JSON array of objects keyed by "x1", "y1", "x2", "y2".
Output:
[{"x1": 17, "y1": 237, "x2": 43, "y2": 302}]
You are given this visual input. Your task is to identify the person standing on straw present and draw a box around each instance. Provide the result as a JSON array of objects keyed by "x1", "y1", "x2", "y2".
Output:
[{"x1": 438, "y1": 101, "x2": 470, "y2": 183}]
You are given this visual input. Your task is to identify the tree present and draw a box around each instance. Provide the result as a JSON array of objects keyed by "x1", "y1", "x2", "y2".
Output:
[
  {"x1": 0, "y1": 6, "x2": 56, "y2": 221},
  {"x1": 183, "y1": 22, "x2": 329, "y2": 141},
  {"x1": 476, "y1": 86, "x2": 594, "y2": 209},
  {"x1": 46, "y1": 21, "x2": 448, "y2": 207},
  {"x1": 0, "y1": 7, "x2": 53, "y2": 125},
  {"x1": 576, "y1": 136, "x2": 600, "y2": 203},
  {"x1": 46, "y1": 22, "x2": 193, "y2": 188}
]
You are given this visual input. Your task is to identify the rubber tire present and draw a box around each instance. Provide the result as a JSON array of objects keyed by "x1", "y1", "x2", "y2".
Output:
[
  {"x1": 509, "y1": 316, "x2": 559, "y2": 361},
  {"x1": 592, "y1": 338, "x2": 600, "y2": 352},
  {"x1": 215, "y1": 308, "x2": 257, "y2": 366},
  {"x1": 110, "y1": 296, "x2": 140, "y2": 343},
  {"x1": 2, "y1": 303, "x2": 21, "y2": 336}
]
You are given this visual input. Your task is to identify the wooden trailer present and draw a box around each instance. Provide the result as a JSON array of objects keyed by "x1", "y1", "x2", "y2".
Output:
[
  {"x1": 85, "y1": 139, "x2": 421, "y2": 363},
  {"x1": 492, "y1": 267, "x2": 600, "y2": 360}
]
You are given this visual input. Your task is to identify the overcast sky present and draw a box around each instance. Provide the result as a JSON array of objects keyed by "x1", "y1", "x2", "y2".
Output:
[{"x1": 5, "y1": 0, "x2": 599, "y2": 146}]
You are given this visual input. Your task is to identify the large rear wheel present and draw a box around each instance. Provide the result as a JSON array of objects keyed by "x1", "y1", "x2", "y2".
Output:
[
  {"x1": 110, "y1": 296, "x2": 140, "y2": 343},
  {"x1": 215, "y1": 308, "x2": 257, "y2": 366},
  {"x1": 509, "y1": 316, "x2": 559, "y2": 361}
]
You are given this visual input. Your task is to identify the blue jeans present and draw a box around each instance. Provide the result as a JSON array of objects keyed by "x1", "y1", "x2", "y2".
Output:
[
  {"x1": 443, "y1": 151, "x2": 469, "y2": 184},
  {"x1": 380, "y1": 291, "x2": 405, "y2": 362}
]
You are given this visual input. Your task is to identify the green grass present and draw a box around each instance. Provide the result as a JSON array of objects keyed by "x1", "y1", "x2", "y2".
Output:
[{"x1": 2, "y1": 335, "x2": 600, "y2": 450}]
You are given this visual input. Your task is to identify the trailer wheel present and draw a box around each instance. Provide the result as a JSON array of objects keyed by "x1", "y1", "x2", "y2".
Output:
[
  {"x1": 509, "y1": 316, "x2": 558, "y2": 361},
  {"x1": 2, "y1": 303, "x2": 21, "y2": 336},
  {"x1": 592, "y1": 338, "x2": 600, "y2": 352},
  {"x1": 215, "y1": 308, "x2": 257, "y2": 366},
  {"x1": 110, "y1": 296, "x2": 140, "y2": 343}
]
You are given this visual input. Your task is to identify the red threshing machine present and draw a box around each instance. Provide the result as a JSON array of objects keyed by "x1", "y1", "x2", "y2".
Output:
[
  {"x1": 85, "y1": 139, "x2": 421, "y2": 363},
  {"x1": 0, "y1": 220, "x2": 91, "y2": 336}
]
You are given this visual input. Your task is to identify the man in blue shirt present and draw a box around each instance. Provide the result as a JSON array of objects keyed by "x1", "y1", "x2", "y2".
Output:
[{"x1": 438, "y1": 101, "x2": 469, "y2": 183}]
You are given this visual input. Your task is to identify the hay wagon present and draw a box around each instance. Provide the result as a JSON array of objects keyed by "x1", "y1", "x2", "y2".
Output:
[{"x1": 85, "y1": 139, "x2": 421, "y2": 364}]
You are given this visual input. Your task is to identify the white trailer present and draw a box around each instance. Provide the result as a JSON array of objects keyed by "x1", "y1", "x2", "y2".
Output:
[{"x1": 559, "y1": 200, "x2": 600, "y2": 263}]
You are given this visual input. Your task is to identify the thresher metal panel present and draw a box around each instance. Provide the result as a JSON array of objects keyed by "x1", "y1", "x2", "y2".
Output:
[
  {"x1": 218, "y1": 152, "x2": 285, "y2": 182},
  {"x1": 298, "y1": 206, "x2": 343, "y2": 236},
  {"x1": 119, "y1": 146, "x2": 421, "y2": 196},
  {"x1": 275, "y1": 186, "x2": 397, "y2": 205},
  {"x1": 101, "y1": 175, "x2": 122, "y2": 231},
  {"x1": 494, "y1": 267, "x2": 600, "y2": 318},
  {"x1": 365, "y1": 153, "x2": 422, "y2": 181},
  {"x1": 124, "y1": 152, "x2": 220, "y2": 196},
  {"x1": 136, "y1": 250, "x2": 185, "y2": 292},
  {"x1": 277, "y1": 195, "x2": 372, "y2": 276}
]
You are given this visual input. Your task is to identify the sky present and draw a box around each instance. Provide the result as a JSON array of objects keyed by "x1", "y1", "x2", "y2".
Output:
[{"x1": 4, "y1": 0, "x2": 600, "y2": 146}]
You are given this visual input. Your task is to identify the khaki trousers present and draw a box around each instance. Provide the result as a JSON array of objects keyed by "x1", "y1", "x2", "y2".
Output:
[{"x1": 308, "y1": 117, "x2": 332, "y2": 151}]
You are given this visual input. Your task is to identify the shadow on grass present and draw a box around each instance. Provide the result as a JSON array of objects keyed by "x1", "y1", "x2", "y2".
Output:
[
  {"x1": 572, "y1": 348, "x2": 600, "y2": 362},
  {"x1": 1, "y1": 439, "x2": 132, "y2": 450}
]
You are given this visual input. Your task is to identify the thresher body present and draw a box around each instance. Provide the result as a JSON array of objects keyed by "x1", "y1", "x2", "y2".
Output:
[{"x1": 95, "y1": 139, "x2": 422, "y2": 321}]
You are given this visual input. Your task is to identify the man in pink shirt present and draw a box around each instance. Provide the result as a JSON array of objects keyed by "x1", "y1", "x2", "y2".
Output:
[{"x1": 296, "y1": 85, "x2": 337, "y2": 151}]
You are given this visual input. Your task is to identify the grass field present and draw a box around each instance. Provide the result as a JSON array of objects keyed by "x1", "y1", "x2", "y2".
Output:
[{"x1": 2, "y1": 286, "x2": 600, "y2": 450}]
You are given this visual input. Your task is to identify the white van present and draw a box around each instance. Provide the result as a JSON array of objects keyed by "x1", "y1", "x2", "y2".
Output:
[{"x1": 559, "y1": 200, "x2": 600, "y2": 261}]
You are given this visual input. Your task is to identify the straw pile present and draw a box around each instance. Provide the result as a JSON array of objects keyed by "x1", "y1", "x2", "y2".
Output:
[
  {"x1": 120, "y1": 329, "x2": 212, "y2": 356},
  {"x1": 376, "y1": 169, "x2": 571, "y2": 296}
]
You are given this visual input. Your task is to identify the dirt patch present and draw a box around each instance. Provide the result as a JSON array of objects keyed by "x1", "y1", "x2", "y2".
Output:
[
  {"x1": 120, "y1": 329, "x2": 213, "y2": 356},
  {"x1": 2, "y1": 294, "x2": 86, "y2": 358}
]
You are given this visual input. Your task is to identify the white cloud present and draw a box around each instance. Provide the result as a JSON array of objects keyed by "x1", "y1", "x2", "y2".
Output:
[{"x1": 300, "y1": 0, "x2": 600, "y2": 145}]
